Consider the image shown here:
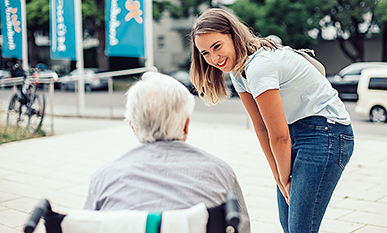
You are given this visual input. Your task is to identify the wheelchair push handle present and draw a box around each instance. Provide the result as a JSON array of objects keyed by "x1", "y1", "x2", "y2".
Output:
[
  {"x1": 24, "y1": 199, "x2": 51, "y2": 233},
  {"x1": 225, "y1": 191, "x2": 240, "y2": 232}
]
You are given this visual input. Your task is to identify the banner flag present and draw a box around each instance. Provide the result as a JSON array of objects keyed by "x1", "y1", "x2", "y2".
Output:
[
  {"x1": 50, "y1": 0, "x2": 77, "y2": 60},
  {"x1": 1, "y1": 0, "x2": 23, "y2": 59},
  {"x1": 105, "y1": 0, "x2": 146, "y2": 58}
]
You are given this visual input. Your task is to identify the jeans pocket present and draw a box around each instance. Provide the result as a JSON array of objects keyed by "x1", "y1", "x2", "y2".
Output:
[{"x1": 339, "y1": 134, "x2": 354, "y2": 170}]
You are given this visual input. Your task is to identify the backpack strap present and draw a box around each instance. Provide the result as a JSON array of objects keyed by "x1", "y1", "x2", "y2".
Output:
[{"x1": 284, "y1": 46, "x2": 326, "y2": 77}]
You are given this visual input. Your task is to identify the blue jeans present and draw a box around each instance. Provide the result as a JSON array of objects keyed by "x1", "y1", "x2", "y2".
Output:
[{"x1": 278, "y1": 116, "x2": 354, "y2": 233}]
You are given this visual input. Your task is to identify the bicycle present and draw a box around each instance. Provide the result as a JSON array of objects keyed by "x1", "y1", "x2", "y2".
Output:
[{"x1": 6, "y1": 64, "x2": 46, "y2": 133}]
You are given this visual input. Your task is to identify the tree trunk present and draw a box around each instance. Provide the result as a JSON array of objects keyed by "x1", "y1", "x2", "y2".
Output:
[
  {"x1": 27, "y1": 30, "x2": 39, "y2": 69},
  {"x1": 353, "y1": 33, "x2": 365, "y2": 62},
  {"x1": 95, "y1": 0, "x2": 109, "y2": 70},
  {"x1": 382, "y1": 23, "x2": 387, "y2": 62},
  {"x1": 338, "y1": 33, "x2": 365, "y2": 62},
  {"x1": 96, "y1": 26, "x2": 109, "y2": 70}
]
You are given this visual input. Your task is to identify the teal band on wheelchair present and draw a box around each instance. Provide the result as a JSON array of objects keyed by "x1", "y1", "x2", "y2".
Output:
[{"x1": 145, "y1": 212, "x2": 162, "y2": 233}]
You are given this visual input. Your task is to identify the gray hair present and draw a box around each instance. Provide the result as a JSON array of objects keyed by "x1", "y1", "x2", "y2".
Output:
[{"x1": 124, "y1": 72, "x2": 195, "y2": 143}]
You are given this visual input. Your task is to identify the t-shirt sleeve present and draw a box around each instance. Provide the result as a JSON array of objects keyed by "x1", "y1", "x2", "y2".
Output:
[
  {"x1": 246, "y1": 56, "x2": 280, "y2": 98},
  {"x1": 230, "y1": 73, "x2": 247, "y2": 93}
]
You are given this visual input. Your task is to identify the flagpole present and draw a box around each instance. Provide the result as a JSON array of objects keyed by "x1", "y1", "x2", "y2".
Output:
[
  {"x1": 145, "y1": 0, "x2": 153, "y2": 67},
  {"x1": 21, "y1": 0, "x2": 28, "y2": 72},
  {"x1": 74, "y1": 0, "x2": 85, "y2": 114}
]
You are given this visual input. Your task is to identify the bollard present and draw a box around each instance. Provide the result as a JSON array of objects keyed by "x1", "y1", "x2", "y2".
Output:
[
  {"x1": 108, "y1": 76, "x2": 114, "y2": 118},
  {"x1": 49, "y1": 79, "x2": 55, "y2": 135}
]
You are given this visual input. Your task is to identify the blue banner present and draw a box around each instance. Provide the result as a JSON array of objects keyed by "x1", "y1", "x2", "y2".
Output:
[
  {"x1": 50, "y1": 0, "x2": 76, "y2": 60},
  {"x1": 105, "y1": 0, "x2": 145, "y2": 58},
  {"x1": 1, "y1": 0, "x2": 23, "y2": 59}
]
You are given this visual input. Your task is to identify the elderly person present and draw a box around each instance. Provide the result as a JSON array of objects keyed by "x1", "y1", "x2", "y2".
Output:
[{"x1": 83, "y1": 72, "x2": 250, "y2": 232}]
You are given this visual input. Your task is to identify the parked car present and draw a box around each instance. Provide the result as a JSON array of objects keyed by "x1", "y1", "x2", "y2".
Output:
[
  {"x1": 355, "y1": 67, "x2": 387, "y2": 124},
  {"x1": 35, "y1": 70, "x2": 60, "y2": 91},
  {"x1": 168, "y1": 70, "x2": 238, "y2": 97},
  {"x1": 168, "y1": 70, "x2": 198, "y2": 95},
  {"x1": 60, "y1": 68, "x2": 109, "y2": 92},
  {"x1": 328, "y1": 62, "x2": 387, "y2": 101}
]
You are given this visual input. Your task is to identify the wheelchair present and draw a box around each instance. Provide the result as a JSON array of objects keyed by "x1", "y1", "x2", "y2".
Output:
[{"x1": 24, "y1": 191, "x2": 240, "y2": 233}]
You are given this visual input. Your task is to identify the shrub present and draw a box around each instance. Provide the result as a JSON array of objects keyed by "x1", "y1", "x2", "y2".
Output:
[{"x1": 0, "y1": 123, "x2": 45, "y2": 145}]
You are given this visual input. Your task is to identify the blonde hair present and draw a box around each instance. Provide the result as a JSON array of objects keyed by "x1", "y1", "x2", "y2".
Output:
[{"x1": 190, "y1": 8, "x2": 278, "y2": 105}]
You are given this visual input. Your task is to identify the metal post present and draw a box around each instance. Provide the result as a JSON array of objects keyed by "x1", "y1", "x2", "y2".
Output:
[
  {"x1": 108, "y1": 77, "x2": 114, "y2": 118},
  {"x1": 21, "y1": 0, "x2": 29, "y2": 72},
  {"x1": 74, "y1": 0, "x2": 85, "y2": 114},
  {"x1": 49, "y1": 79, "x2": 55, "y2": 135},
  {"x1": 145, "y1": 0, "x2": 154, "y2": 68}
]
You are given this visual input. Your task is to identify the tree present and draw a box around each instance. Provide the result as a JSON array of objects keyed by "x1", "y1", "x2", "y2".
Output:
[
  {"x1": 82, "y1": 0, "x2": 108, "y2": 70},
  {"x1": 374, "y1": 0, "x2": 387, "y2": 61},
  {"x1": 26, "y1": 0, "x2": 50, "y2": 67},
  {"x1": 319, "y1": 0, "x2": 380, "y2": 62},
  {"x1": 230, "y1": 0, "x2": 382, "y2": 63},
  {"x1": 230, "y1": 0, "x2": 324, "y2": 48}
]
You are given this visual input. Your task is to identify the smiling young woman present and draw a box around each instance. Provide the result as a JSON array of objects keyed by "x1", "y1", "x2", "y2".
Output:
[
  {"x1": 190, "y1": 9, "x2": 278, "y2": 105},
  {"x1": 190, "y1": 8, "x2": 355, "y2": 233},
  {"x1": 194, "y1": 33, "x2": 237, "y2": 73}
]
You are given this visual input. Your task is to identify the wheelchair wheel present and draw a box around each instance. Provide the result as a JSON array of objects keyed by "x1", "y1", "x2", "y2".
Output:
[
  {"x1": 7, "y1": 94, "x2": 29, "y2": 128},
  {"x1": 27, "y1": 93, "x2": 45, "y2": 133}
]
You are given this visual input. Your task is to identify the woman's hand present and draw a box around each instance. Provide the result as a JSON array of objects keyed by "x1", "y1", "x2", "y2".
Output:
[
  {"x1": 283, "y1": 177, "x2": 291, "y2": 204},
  {"x1": 277, "y1": 177, "x2": 291, "y2": 204}
]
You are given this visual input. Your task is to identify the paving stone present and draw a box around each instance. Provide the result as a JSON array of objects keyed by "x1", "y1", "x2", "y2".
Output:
[
  {"x1": 1, "y1": 197, "x2": 41, "y2": 214},
  {"x1": 0, "y1": 191, "x2": 20, "y2": 203},
  {"x1": 339, "y1": 211, "x2": 387, "y2": 228},
  {"x1": 0, "y1": 209, "x2": 29, "y2": 228},
  {"x1": 0, "y1": 225, "x2": 20, "y2": 233},
  {"x1": 352, "y1": 225, "x2": 387, "y2": 233},
  {"x1": 251, "y1": 220, "x2": 282, "y2": 233},
  {"x1": 331, "y1": 198, "x2": 387, "y2": 215},
  {"x1": 324, "y1": 206, "x2": 353, "y2": 220},
  {"x1": 378, "y1": 196, "x2": 387, "y2": 204},
  {"x1": 319, "y1": 218, "x2": 364, "y2": 233},
  {"x1": 2, "y1": 173, "x2": 74, "y2": 191},
  {"x1": 0, "y1": 111, "x2": 386, "y2": 233}
]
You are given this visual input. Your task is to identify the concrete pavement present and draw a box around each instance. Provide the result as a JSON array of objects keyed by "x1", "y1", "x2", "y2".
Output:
[{"x1": 0, "y1": 96, "x2": 387, "y2": 233}]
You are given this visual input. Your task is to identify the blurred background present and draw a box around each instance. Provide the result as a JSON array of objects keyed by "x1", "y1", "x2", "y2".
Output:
[
  {"x1": 0, "y1": 0, "x2": 386, "y2": 83},
  {"x1": 1, "y1": 0, "x2": 387, "y2": 124}
]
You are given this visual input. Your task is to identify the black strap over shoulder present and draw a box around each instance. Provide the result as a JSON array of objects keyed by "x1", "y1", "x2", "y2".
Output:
[{"x1": 242, "y1": 70, "x2": 246, "y2": 79}]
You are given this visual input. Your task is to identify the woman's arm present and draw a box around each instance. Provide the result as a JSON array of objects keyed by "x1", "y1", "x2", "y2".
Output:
[{"x1": 238, "y1": 91, "x2": 291, "y2": 201}]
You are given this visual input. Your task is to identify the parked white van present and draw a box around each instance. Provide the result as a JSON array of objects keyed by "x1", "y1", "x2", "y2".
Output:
[{"x1": 355, "y1": 68, "x2": 387, "y2": 123}]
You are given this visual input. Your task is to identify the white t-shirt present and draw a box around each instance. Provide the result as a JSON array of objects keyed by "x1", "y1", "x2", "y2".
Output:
[{"x1": 231, "y1": 47, "x2": 351, "y2": 125}]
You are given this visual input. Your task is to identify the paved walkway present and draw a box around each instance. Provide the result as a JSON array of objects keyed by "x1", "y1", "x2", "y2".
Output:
[{"x1": 0, "y1": 97, "x2": 387, "y2": 232}]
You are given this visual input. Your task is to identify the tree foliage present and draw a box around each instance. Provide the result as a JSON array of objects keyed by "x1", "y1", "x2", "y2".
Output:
[
  {"x1": 26, "y1": 0, "x2": 50, "y2": 32},
  {"x1": 10, "y1": 0, "x2": 387, "y2": 68},
  {"x1": 26, "y1": 0, "x2": 50, "y2": 66},
  {"x1": 230, "y1": 0, "x2": 326, "y2": 48},
  {"x1": 229, "y1": 0, "x2": 384, "y2": 62},
  {"x1": 319, "y1": 0, "x2": 380, "y2": 62},
  {"x1": 374, "y1": 0, "x2": 387, "y2": 61}
]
